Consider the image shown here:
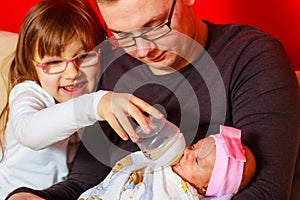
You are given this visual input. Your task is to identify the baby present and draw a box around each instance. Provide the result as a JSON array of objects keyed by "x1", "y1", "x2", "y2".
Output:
[{"x1": 79, "y1": 125, "x2": 256, "y2": 199}]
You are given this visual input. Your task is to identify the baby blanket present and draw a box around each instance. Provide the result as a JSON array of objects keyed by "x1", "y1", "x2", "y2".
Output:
[{"x1": 78, "y1": 151, "x2": 232, "y2": 200}]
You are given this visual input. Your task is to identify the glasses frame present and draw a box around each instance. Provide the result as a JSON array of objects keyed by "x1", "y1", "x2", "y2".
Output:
[
  {"x1": 104, "y1": 0, "x2": 176, "y2": 48},
  {"x1": 32, "y1": 50, "x2": 101, "y2": 74}
]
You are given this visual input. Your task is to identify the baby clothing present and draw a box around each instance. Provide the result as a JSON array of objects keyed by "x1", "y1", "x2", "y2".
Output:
[{"x1": 78, "y1": 151, "x2": 233, "y2": 200}]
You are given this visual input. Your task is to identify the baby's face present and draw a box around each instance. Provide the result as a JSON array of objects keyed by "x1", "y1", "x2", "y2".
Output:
[{"x1": 172, "y1": 137, "x2": 216, "y2": 193}]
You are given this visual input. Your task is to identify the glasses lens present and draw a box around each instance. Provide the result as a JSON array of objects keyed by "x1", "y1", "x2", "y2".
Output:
[
  {"x1": 43, "y1": 60, "x2": 66, "y2": 74},
  {"x1": 109, "y1": 23, "x2": 171, "y2": 48},
  {"x1": 195, "y1": 137, "x2": 215, "y2": 159},
  {"x1": 109, "y1": 36, "x2": 135, "y2": 48},
  {"x1": 75, "y1": 52, "x2": 99, "y2": 67},
  {"x1": 142, "y1": 24, "x2": 171, "y2": 41}
]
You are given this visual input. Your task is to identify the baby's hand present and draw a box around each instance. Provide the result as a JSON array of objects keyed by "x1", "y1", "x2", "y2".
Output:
[{"x1": 97, "y1": 92, "x2": 163, "y2": 142}]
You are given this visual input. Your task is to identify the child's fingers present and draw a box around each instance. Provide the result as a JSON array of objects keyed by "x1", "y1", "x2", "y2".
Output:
[
  {"x1": 127, "y1": 103, "x2": 151, "y2": 134},
  {"x1": 130, "y1": 95, "x2": 163, "y2": 119},
  {"x1": 114, "y1": 111, "x2": 140, "y2": 142},
  {"x1": 105, "y1": 114, "x2": 129, "y2": 141}
]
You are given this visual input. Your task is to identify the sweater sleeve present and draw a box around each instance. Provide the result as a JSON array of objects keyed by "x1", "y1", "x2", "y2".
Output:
[
  {"x1": 9, "y1": 81, "x2": 109, "y2": 150},
  {"x1": 228, "y1": 36, "x2": 300, "y2": 199}
]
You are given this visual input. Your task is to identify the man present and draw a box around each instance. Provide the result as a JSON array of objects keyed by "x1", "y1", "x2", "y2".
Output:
[{"x1": 7, "y1": 0, "x2": 300, "y2": 199}]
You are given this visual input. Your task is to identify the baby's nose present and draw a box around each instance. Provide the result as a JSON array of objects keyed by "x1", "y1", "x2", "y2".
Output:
[{"x1": 183, "y1": 147, "x2": 194, "y2": 159}]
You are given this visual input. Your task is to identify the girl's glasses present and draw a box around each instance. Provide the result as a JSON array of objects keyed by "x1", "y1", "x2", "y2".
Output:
[{"x1": 33, "y1": 50, "x2": 100, "y2": 74}]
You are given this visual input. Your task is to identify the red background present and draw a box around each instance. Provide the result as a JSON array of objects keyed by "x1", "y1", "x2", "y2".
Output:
[{"x1": 1, "y1": 0, "x2": 299, "y2": 70}]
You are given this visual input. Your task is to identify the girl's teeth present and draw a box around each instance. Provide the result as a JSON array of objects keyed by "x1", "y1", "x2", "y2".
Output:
[
  {"x1": 64, "y1": 86, "x2": 74, "y2": 90},
  {"x1": 63, "y1": 82, "x2": 84, "y2": 91}
]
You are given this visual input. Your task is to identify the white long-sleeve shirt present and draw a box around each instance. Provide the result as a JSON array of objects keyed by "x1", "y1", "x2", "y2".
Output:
[{"x1": 0, "y1": 80, "x2": 108, "y2": 199}]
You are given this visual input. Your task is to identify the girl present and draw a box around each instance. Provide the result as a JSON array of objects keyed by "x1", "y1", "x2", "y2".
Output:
[{"x1": 0, "y1": 0, "x2": 161, "y2": 198}]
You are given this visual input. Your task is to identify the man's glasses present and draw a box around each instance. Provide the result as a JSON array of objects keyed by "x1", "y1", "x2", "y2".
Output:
[
  {"x1": 33, "y1": 51, "x2": 100, "y2": 74},
  {"x1": 105, "y1": 0, "x2": 176, "y2": 48}
]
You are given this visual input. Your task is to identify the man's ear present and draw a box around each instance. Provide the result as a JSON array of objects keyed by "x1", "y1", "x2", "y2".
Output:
[{"x1": 185, "y1": 0, "x2": 195, "y2": 6}]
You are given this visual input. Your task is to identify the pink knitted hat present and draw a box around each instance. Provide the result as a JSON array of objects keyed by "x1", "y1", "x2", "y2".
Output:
[{"x1": 205, "y1": 125, "x2": 246, "y2": 197}]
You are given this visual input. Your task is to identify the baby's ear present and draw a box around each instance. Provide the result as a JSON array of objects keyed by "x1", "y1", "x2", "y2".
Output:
[{"x1": 198, "y1": 185, "x2": 208, "y2": 195}]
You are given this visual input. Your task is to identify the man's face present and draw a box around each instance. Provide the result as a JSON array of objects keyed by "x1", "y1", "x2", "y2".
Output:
[{"x1": 98, "y1": 0, "x2": 197, "y2": 75}]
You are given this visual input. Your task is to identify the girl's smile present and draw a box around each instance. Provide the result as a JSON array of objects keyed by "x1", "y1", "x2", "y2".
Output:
[{"x1": 59, "y1": 80, "x2": 88, "y2": 96}]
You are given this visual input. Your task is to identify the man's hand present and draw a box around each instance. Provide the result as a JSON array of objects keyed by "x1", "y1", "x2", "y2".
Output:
[{"x1": 7, "y1": 192, "x2": 45, "y2": 200}]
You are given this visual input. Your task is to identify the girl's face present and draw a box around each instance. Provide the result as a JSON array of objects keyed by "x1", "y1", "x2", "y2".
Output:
[
  {"x1": 34, "y1": 39, "x2": 100, "y2": 103},
  {"x1": 172, "y1": 137, "x2": 216, "y2": 193}
]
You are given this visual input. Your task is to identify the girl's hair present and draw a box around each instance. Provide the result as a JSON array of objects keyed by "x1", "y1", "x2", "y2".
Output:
[{"x1": 0, "y1": 0, "x2": 105, "y2": 160}]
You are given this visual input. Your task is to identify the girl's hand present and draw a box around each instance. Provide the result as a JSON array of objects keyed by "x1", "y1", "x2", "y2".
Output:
[{"x1": 98, "y1": 92, "x2": 163, "y2": 142}]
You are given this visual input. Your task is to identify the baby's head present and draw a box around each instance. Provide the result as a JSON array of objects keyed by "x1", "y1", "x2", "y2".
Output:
[{"x1": 172, "y1": 125, "x2": 256, "y2": 197}]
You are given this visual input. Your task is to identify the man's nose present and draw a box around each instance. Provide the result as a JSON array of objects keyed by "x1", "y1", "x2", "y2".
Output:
[{"x1": 135, "y1": 37, "x2": 156, "y2": 58}]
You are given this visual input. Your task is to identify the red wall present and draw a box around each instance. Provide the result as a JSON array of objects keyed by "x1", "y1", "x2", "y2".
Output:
[
  {"x1": 1, "y1": 0, "x2": 299, "y2": 70},
  {"x1": 195, "y1": 0, "x2": 300, "y2": 70},
  {"x1": 0, "y1": 0, "x2": 101, "y2": 33}
]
